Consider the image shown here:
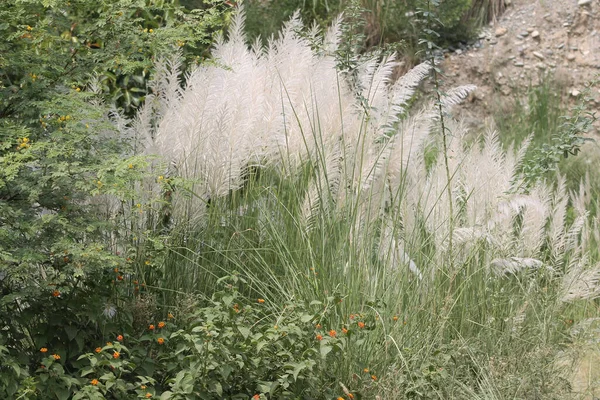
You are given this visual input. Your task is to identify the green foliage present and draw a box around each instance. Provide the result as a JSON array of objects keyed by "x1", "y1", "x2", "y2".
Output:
[
  {"x1": 0, "y1": 0, "x2": 228, "y2": 116},
  {"x1": 494, "y1": 76, "x2": 597, "y2": 186},
  {"x1": 1, "y1": 275, "x2": 374, "y2": 399}
]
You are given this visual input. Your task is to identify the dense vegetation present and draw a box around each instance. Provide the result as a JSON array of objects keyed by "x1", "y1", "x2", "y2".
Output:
[{"x1": 1, "y1": 0, "x2": 599, "y2": 399}]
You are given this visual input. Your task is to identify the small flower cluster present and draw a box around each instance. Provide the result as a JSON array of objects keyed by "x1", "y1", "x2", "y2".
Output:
[{"x1": 17, "y1": 137, "x2": 30, "y2": 150}]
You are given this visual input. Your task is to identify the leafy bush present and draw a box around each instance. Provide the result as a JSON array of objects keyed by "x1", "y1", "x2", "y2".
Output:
[{"x1": 2, "y1": 274, "x2": 376, "y2": 399}]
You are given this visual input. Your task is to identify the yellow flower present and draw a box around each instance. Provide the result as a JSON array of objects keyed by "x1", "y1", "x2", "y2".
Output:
[
  {"x1": 141, "y1": 385, "x2": 147, "y2": 389},
  {"x1": 363, "y1": 368, "x2": 369, "y2": 373},
  {"x1": 75, "y1": 87, "x2": 81, "y2": 92},
  {"x1": 149, "y1": 29, "x2": 153, "y2": 33},
  {"x1": 26, "y1": 25, "x2": 32, "y2": 31},
  {"x1": 128, "y1": 164, "x2": 133, "y2": 169},
  {"x1": 371, "y1": 375, "x2": 377, "y2": 381},
  {"x1": 167, "y1": 313, "x2": 174, "y2": 319}
]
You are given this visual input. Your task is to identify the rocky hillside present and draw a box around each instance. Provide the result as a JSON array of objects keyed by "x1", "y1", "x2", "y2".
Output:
[{"x1": 440, "y1": 0, "x2": 600, "y2": 133}]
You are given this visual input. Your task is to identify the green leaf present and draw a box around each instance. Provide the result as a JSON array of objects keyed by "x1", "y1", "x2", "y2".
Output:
[
  {"x1": 238, "y1": 326, "x2": 250, "y2": 339},
  {"x1": 320, "y1": 344, "x2": 332, "y2": 359},
  {"x1": 300, "y1": 313, "x2": 313, "y2": 323},
  {"x1": 160, "y1": 391, "x2": 173, "y2": 400}
]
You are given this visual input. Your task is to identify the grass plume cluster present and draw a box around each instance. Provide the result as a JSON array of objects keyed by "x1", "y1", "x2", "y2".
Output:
[{"x1": 113, "y1": 8, "x2": 600, "y2": 397}]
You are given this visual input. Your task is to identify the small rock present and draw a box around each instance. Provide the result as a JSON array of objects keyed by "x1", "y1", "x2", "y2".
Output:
[
  {"x1": 514, "y1": 61, "x2": 524, "y2": 67},
  {"x1": 563, "y1": 23, "x2": 570, "y2": 27},
  {"x1": 557, "y1": 43, "x2": 565, "y2": 49},
  {"x1": 533, "y1": 51, "x2": 545, "y2": 60},
  {"x1": 536, "y1": 63, "x2": 546, "y2": 70},
  {"x1": 567, "y1": 54, "x2": 576, "y2": 61},
  {"x1": 571, "y1": 89, "x2": 581, "y2": 97},
  {"x1": 505, "y1": 0, "x2": 512, "y2": 5},
  {"x1": 455, "y1": 49, "x2": 463, "y2": 55},
  {"x1": 520, "y1": 31, "x2": 529, "y2": 37},
  {"x1": 495, "y1": 27, "x2": 508, "y2": 37},
  {"x1": 578, "y1": 0, "x2": 592, "y2": 5},
  {"x1": 527, "y1": 27, "x2": 535, "y2": 33},
  {"x1": 531, "y1": 30, "x2": 540, "y2": 39}
]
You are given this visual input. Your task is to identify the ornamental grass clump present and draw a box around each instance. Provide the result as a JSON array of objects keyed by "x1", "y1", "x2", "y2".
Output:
[
  {"x1": 108, "y1": 6, "x2": 600, "y2": 398},
  {"x1": 128, "y1": 6, "x2": 599, "y2": 292}
]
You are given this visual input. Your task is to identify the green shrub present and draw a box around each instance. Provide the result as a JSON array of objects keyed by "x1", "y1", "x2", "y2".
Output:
[{"x1": 2, "y1": 274, "x2": 377, "y2": 399}]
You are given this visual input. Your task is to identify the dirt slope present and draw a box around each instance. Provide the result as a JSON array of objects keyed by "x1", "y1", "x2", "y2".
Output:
[{"x1": 440, "y1": 0, "x2": 600, "y2": 133}]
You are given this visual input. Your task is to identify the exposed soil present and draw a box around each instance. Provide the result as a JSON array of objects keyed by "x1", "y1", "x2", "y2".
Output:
[{"x1": 439, "y1": 0, "x2": 600, "y2": 134}]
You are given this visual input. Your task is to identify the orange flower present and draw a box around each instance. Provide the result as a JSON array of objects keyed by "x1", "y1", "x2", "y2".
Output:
[
  {"x1": 337, "y1": 398, "x2": 344, "y2": 400},
  {"x1": 157, "y1": 321, "x2": 165, "y2": 329},
  {"x1": 393, "y1": 316, "x2": 399, "y2": 321},
  {"x1": 315, "y1": 324, "x2": 321, "y2": 329},
  {"x1": 52, "y1": 354, "x2": 60, "y2": 360},
  {"x1": 157, "y1": 337, "x2": 165, "y2": 345},
  {"x1": 149, "y1": 324, "x2": 155, "y2": 330},
  {"x1": 257, "y1": 298, "x2": 265, "y2": 303},
  {"x1": 133, "y1": 280, "x2": 138, "y2": 285},
  {"x1": 316, "y1": 334, "x2": 323, "y2": 341},
  {"x1": 52, "y1": 290, "x2": 60, "y2": 297},
  {"x1": 106, "y1": 342, "x2": 112, "y2": 346},
  {"x1": 357, "y1": 321, "x2": 365, "y2": 329},
  {"x1": 328, "y1": 329, "x2": 337, "y2": 338},
  {"x1": 371, "y1": 375, "x2": 377, "y2": 381},
  {"x1": 253, "y1": 395, "x2": 260, "y2": 400},
  {"x1": 40, "y1": 347, "x2": 48, "y2": 353},
  {"x1": 349, "y1": 314, "x2": 355, "y2": 320},
  {"x1": 167, "y1": 313, "x2": 174, "y2": 319},
  {"x1": 117, "y1": 335, "x2": 123, "y2": 342},
  {"x1": 91, "y1": 379, "x2": 99, "y2": 386},
  {"x1": 348, "y1": 394, "x2": 354, "y2": 399},
  {"x1": 95, "y1": 347, "x2": 102, "y2": 353},
  {"x1": 363, "y1": 368, "x2": 369, "y2": 373},
  {"x1": 342, "y1": 327, "x2": 348, "y2": 334},
  {"x1": 117, "y1": 275, "x2": 123, "y2": 281},
  {"x1": 112, "y1": 351, "x2": 120, "y2": 359},
  {"x1": 141, "y1": 385, "x2": 147, "y2": 390},
  {"x1": 145, "y1": 394, "x2": 152, "y2": 399},
  {"x1": 113, "y1": 267, "x2": 119, "y2": 273}
]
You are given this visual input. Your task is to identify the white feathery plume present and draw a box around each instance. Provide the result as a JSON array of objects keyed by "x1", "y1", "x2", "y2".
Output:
[
  {"x1": 561, "y1": 258, "x2": 600, "y2": 303},
  {"x1": 490, "y1": 257, "x2": 544, "y2": 276}
]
